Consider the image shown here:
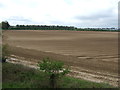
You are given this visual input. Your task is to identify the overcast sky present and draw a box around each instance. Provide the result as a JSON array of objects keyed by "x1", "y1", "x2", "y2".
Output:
[{"x1": 0, "y1": 0, "x2": 119, "y2": 28}]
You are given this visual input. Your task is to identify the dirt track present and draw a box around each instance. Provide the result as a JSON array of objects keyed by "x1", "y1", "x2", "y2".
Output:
[{"x1": 3, "y1": 30, "x2": 119, "y2": 86}]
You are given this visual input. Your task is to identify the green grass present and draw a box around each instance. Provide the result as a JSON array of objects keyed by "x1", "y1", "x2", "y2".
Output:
[
  {"x1": 60, "y1": 77, "x2": 113, "y2": 88},
  {"x1": 2, "y1": 63, "x2": 114, "y2": 88},
  {"x1": 3, "y1": 63, "x2": 50, "y2": 88}
]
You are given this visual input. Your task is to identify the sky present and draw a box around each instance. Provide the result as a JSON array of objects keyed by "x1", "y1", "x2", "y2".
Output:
[{"x1": 0, "y1": 0, "x2": 119, "y2": 28}]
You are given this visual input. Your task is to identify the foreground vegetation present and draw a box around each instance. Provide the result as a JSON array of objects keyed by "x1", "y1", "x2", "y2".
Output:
[
  {"x1": 38, "y1": 58, "x2": 69, "y2": 88},
  {"x1": 3, "y1": 63, "x2": 114, "y2": 88}
]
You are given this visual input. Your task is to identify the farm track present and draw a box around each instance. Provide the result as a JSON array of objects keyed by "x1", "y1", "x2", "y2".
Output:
[{"x1": 7, "y1": 54, "x2": 118, "y2": 87}]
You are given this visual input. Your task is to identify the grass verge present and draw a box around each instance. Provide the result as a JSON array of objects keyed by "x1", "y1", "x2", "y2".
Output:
[{"x1": 2, "y1": 63, "x2": 114, "y2": 88}]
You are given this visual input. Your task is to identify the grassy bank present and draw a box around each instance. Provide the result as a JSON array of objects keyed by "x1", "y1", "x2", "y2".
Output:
[{"x1": 2, "y1": 63, "x2": 114, "y2": 88}]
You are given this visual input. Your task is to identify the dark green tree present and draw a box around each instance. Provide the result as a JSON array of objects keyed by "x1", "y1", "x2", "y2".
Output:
[{"x1": 1, "y1": 21, "x2": 10, "y2": 29}]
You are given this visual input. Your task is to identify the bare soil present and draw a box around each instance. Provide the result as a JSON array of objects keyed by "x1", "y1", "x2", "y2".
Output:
[{"x1": 3, "y1": 30, "x2": 119, "y2": 86}]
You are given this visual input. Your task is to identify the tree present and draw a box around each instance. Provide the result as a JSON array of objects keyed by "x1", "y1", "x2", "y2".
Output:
[
  {"x1": 1, "y1": 21, "x2": 10, "y2": 29},
  {"x1": 38, "y1": 57, "x2": 69, "y2": 88}
]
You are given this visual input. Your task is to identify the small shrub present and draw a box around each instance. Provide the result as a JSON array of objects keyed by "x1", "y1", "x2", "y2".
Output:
[{"x1": 38, "y1": 57, "x2": 69, "y2": 88}]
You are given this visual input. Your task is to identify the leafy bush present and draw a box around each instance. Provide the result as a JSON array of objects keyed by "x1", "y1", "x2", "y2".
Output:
[{"x1": 38, "y1": 57, "x2": 69, "y2": 88}]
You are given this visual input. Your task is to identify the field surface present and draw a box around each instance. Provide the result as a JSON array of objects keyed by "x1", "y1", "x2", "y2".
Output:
[{"x1": 4, "y1": 30, "x2": 118, "y2": 86}]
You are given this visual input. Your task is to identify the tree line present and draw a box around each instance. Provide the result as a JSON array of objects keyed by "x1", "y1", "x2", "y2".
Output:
[
  {"x1": 1, "y1": 21, "x2": 119, "y2": 32},
  {"x1": 1, "y1": 21, "x2": 77, "y2": 30},
  {"x1": 9, "y1": 25, "x2": 77, "y2": 30}
]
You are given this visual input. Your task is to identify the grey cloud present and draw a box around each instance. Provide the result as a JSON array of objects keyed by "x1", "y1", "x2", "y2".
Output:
[
  {"x1": 7, "y1": 16, "x2": 61, "y2": 25},
  {"x1": 75, "y1": 14, "x2": 111, "y2": 21},
  {"x1": 7, "y1": 16, "x2": 35, "y2": 25},
  {"x1": 74, "y1": 17, "x2": 117, "y2": 28},
  {"x1": 75, "y1": 8, "x2": 115, "y2": 21},
  {"x1": 48, "y1": 20, "x2": 66, "y2": 25},
  {"x1": 8, "y1": 16, "x2": 32, "y2": 22},
  {"x1": 73, "y1": 9, "x2": 117, "y2": 28}
]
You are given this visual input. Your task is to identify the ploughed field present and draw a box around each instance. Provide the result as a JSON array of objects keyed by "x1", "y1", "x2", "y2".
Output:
[{"x1": 4, "y1": 30, "x2": 118, "y2": 86}]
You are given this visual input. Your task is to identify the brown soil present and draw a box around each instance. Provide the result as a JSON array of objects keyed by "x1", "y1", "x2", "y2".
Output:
[{"x1": 3, "y1": 30, "x2": 119, "y2": 86}]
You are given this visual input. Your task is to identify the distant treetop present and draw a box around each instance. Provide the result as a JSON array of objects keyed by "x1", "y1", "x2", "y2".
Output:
[{"x1": 1, "y1": 21, "x2": 10, "y2": 30}]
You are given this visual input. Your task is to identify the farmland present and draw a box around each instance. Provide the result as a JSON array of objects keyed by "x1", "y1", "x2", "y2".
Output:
[{"x1": 3, "y1": 30, "x2": 118, "y2": 87}]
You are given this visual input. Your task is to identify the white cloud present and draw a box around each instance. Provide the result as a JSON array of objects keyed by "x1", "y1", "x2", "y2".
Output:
[{"x1": 0, "y1": 0, "x2": 119, "y2": 28}]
